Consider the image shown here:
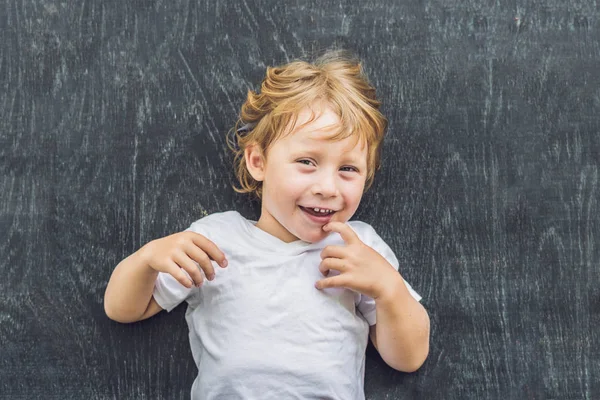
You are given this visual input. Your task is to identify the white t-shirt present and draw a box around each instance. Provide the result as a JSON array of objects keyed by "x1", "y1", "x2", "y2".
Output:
[{"x1": 153, "y1": 211, "x2": 421, "y2": 400}]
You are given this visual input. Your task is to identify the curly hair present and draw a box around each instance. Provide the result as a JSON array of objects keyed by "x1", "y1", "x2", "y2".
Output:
[{"x1": 228, "y1": 50, "x2": 388, "y2": 199}]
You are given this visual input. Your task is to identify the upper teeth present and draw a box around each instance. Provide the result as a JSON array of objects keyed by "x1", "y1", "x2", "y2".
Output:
[{"x1": 313, "y1": 208, "x2": 333, "y2": 214}]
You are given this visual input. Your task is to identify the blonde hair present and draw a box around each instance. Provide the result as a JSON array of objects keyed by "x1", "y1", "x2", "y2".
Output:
[{"x1": 228, "y1": 50, "x2": 387, "y2": 199}]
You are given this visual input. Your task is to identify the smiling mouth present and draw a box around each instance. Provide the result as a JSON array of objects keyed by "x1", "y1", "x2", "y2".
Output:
[{"x1": 299, "y1": 206, "x2": 337, "y2": 218}]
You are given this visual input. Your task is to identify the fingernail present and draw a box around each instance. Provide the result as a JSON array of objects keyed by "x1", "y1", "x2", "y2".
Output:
[
  {"x1": 221, "y1": 259, "x2": 228, "y2": 268},
  {"x1": 208, "y1": 274, "x2": 215, "y2": 281}
]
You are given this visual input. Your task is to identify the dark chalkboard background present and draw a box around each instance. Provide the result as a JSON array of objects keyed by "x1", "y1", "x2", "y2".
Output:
[{"x1": 2, "y1": 1, "x2": 599, "y2": 399}]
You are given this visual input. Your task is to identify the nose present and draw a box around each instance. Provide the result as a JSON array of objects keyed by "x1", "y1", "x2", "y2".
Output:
[{"x1": 311, "y1": 170, "x2": 339, "y2": 198}]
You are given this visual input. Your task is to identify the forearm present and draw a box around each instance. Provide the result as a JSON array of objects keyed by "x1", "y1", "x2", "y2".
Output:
[
  {"x1": 375, "y1": 277, "x2": 430, "y2": 372},
  {"x1": 104, "y1": 246, "x2": 158, "y2": 323}
]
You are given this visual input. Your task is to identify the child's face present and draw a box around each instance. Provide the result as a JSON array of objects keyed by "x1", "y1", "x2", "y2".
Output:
[{"x1": 247, "y1": 104, "x2": 368, "y2": 243}]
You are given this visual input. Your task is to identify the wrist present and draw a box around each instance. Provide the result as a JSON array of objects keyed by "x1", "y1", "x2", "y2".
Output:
[
  {"x1": 136, "y1": 242, "x2": 157, "y2": 274},
  {"x1": 374, "y1": 273, "x2": 405, "y2": 304}
]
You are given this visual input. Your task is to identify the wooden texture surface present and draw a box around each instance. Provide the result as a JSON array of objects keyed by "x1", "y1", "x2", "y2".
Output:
[{"x1": 1, "y1": 1, "x2": 599, "y2": 399}]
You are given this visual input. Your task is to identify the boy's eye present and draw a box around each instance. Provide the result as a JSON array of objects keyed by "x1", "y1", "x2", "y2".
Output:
[
  {"x1": 297, "y1": 159, "x2": 314, "y2": 166},
  {"x1": 297, "y1": 159, "x2": 358, "y2": 173}
]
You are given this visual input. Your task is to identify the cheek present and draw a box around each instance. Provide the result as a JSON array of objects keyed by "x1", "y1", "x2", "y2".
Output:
[
  {"x1": 265, "y1": 166, "x2": 307, "y2": 199},
  {"x1": 279, "y1": 168, "x2": 311, "y2": 191},
  {"x1": 342, "y1": 181, "x2": 365, "y2": 205}
]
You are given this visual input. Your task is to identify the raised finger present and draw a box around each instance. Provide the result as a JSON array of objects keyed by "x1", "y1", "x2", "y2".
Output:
[
  {"x1": 184, "y1": 244, "x2": 216, "y2": 280},
  {"x1": 190, "y1": 234, "x2": 228, "y2": 268},
  {"x1": 173, "y1": 251, "x2": 205, "y2": 286},
  {"x1": 323, "y1": 221, "x2": 361, "y2": 245}
]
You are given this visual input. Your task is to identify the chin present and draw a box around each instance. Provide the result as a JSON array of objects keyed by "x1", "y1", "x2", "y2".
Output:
[{"x1": 297, "y1": 229, "x2": 328, "y2": 244}]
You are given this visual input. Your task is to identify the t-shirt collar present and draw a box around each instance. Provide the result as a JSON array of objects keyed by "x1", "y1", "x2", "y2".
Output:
[{"x1": 238, "y1": 213, "x2": 330, "y2": 254}]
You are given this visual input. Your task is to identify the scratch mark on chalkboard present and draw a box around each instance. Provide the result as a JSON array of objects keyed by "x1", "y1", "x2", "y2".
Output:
[
  {"x1": 132, "y1": 133, "x2": 138, "y2": 247},
  {"x1": 278, "y1": 39, "x2": 290, "y2": 63},
  {"x1": 181, "y1": 0, "x2": 190, "y2": 43},
  {"x1": 177, "y1": 49, "x2": 218, "y2": 141},
  {"x1": 99, "y1": 4, "x2": 107, "y2": 126},
  {"x1": 241, "y1": 0, "x2": 259, "y2": 30},
  {"x1": 292, "y1": 32, "x2": 307, "y2": 55},
  {"x1": 177, "y1": 49, "x2": 200, "y2": 91},
  {"x1": 584, "y1": 167, "x2": 597, "y2": 269},
  {"x1": 30, "y1": 96, "x2": 36, "y2": 136},
  {"x1": 78, "y1": 0, "x2": 87, "y2": 42},
  {"x1": 212, "y1": 68, "x2": 237, "y2": 116},
  {"x1": 483, "y1": 58, "x2": 493, "y2": 133},
  {"x1": 8, "y1": 89, "x2": 17, "y2": 151},
  {"x1": 537, "y1": 227, "x2": 566, "y2": 266},
  {"x1": 260, "y1": 10, "x2": 290, "y2": 62},
  {"x1": 433, "y1": 348, "x2": 446, "y2": 370},
  {"x1": 136, "y1": 89, "x2": 152, "y2": 130},
  {"x1": 498, "y1": 273, "x2": 515, "y2": 389},
  {"x1": 441, "y1": 151, "x2": 470, "y2": 203},
  {"x1": 341, "y1": 14, "x2": 350, "y2": 35}
]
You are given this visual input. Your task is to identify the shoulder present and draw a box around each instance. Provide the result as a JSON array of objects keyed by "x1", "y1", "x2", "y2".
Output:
[
  {"x1": 347, "y1": 219, "x2": 399, "y2": 269},
  {"x1": 346, "y1": 220, "x2": 379, "y2": 244},
  {"x1": 347, "y1": 219, "x2": 375, "y2": 232},
  {"x1": 347, "y1": 219, "x2": 393, "y2": 254},
  {"x1": 186, "y1": 210, "x2": 247, "y2": 233}
]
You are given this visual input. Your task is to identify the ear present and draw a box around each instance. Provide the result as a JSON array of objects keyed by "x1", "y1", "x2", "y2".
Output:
[{"x1": 244, "y1": 144, "x2": 266, "y2": 182}]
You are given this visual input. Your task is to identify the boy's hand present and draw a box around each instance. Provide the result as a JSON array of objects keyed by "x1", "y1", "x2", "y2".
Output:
[
  {"x1": 315, "y1": 222, "x2": 400, "y2": 300},
  {"x1": 140, "y1": 232, "x2": 228, "y2": 288}
]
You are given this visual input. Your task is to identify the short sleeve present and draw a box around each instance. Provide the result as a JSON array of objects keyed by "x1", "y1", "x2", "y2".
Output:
[
  {"x1": 152, "y1": 219, "x2": 208, "y2": 312},
  {"x1": 153, "y1": 271, "x2": 196, "y2": 312},
  {"x1": 355, "y1": 224, "x2": 422, "y2": 326}
]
